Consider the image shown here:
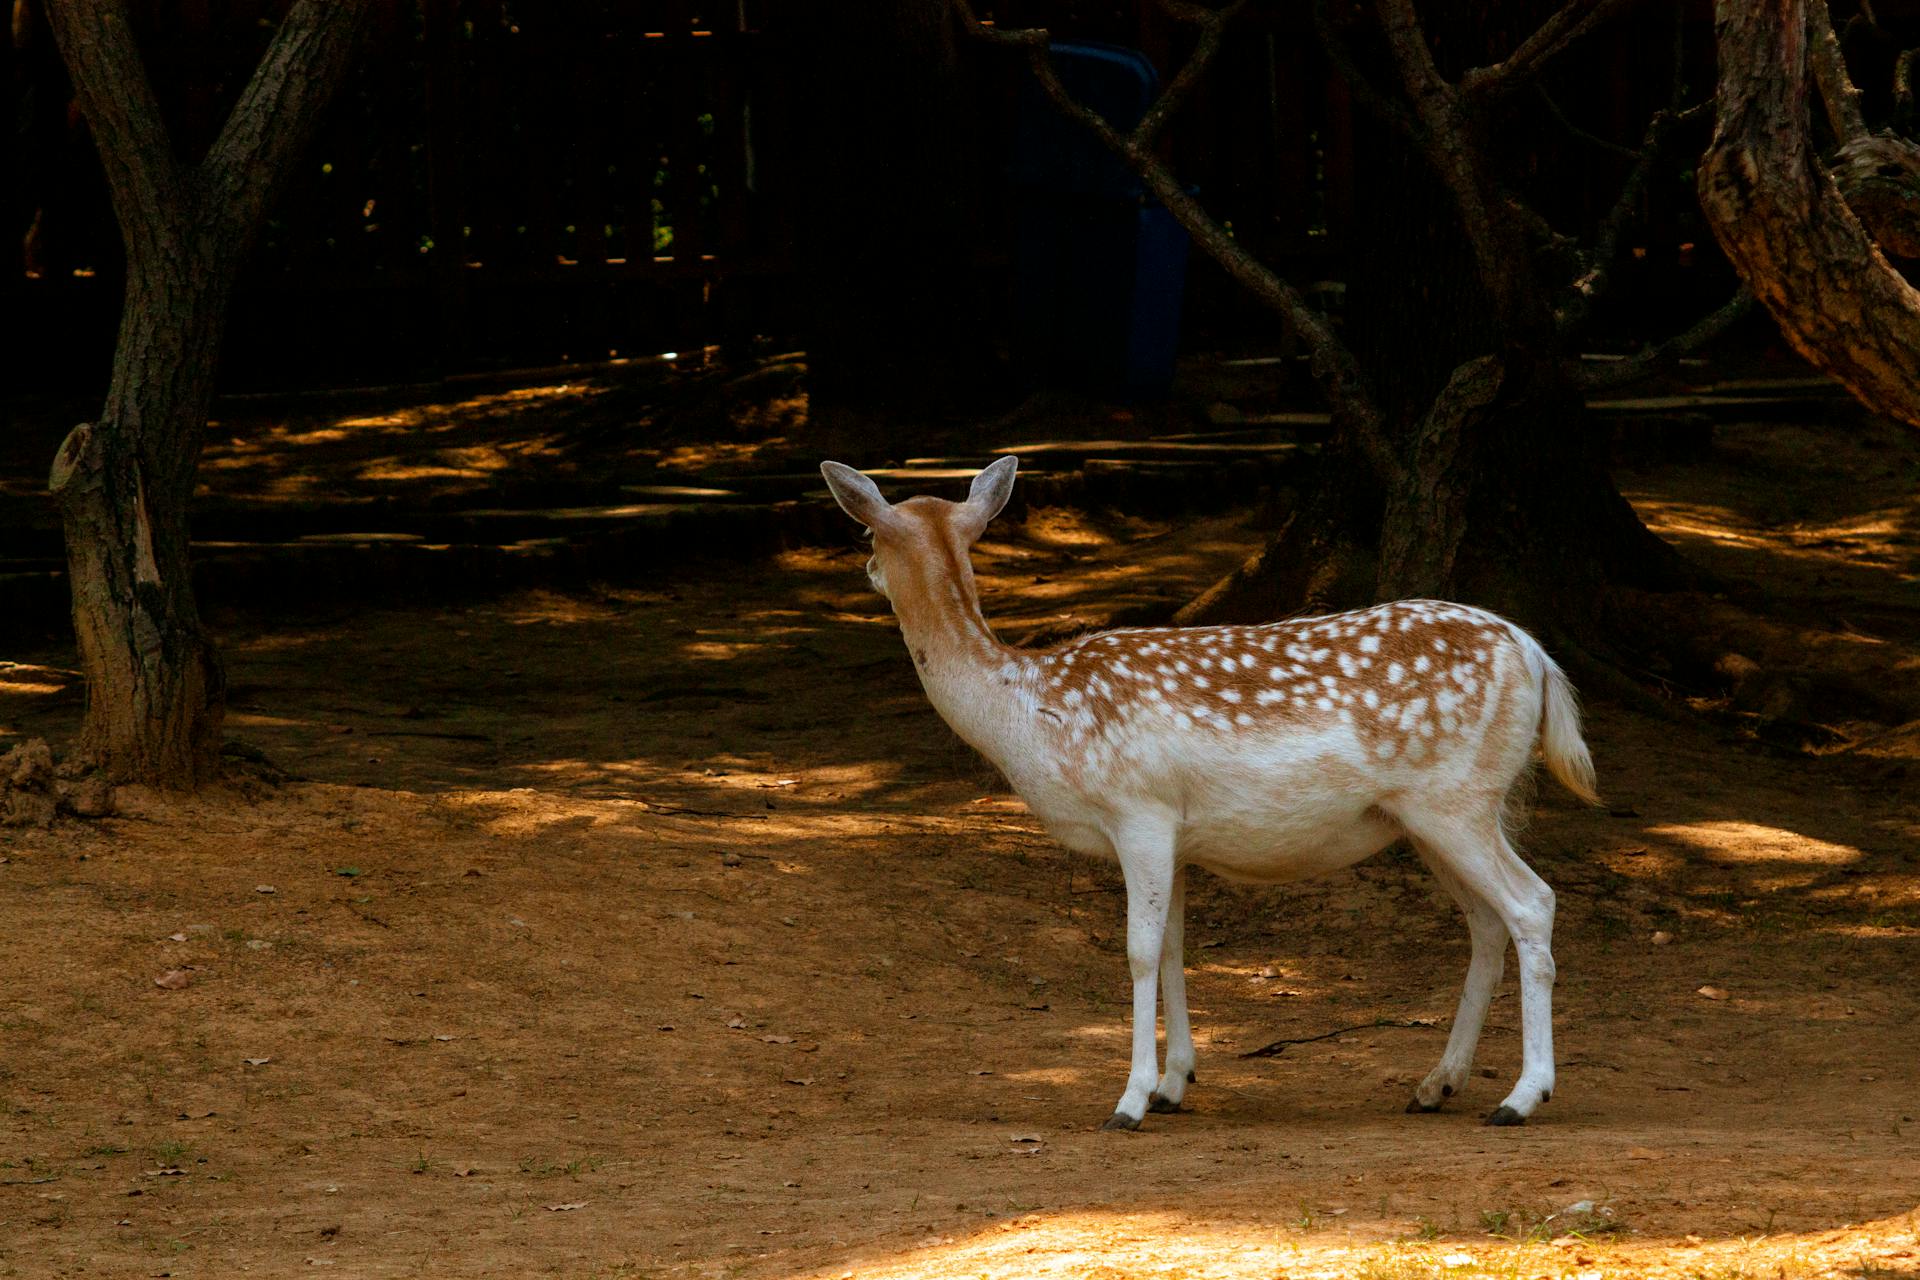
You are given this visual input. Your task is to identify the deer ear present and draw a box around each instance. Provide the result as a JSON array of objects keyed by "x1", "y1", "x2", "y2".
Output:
[
  {"x1": 820, "y1": 461, "x2": 894, "y2": 531},
  {"x1": 958, "y1": 455, "x2": 1017, "y2": 539}
]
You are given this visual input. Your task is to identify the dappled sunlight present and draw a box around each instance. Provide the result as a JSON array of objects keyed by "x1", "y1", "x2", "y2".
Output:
[
  {"x1": 1633, "y1": 494, "x2": 1919, "y2": 582},
  {"x1": 1648, "y1": 819, "x2": 1864, "y2": 866},
  {"x1": 780, "y1": 1205, "x2": 1920, "y2": 1280}
]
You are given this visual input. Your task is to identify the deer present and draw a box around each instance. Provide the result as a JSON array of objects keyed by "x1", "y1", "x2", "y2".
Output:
[{"x1": 819, "y1": 455, "x2": 1598, "y2": 1131}]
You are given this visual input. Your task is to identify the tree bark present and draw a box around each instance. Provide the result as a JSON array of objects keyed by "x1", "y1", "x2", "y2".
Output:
[
  {"x1": 1700, "y1": 0, "x2": 1920, "y2": 430},
  {"x1": 44, "y1": 0, "x2": 370, "y2": 786}
]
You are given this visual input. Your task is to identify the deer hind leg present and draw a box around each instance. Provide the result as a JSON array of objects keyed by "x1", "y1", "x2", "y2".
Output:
[
  {"x1": 1401, "y1": 806, "x2": 1557, "y2": 1126},
  {"x1": 1405, "y1": 842, "x2": 1509, "y2": 1114},
  {"x1": 1102, "y1": 816, "x2": 1179, "y2": 1131},
  {"x1": 1148, "y1": 866, "x2": 1193, "y2": 1113}
]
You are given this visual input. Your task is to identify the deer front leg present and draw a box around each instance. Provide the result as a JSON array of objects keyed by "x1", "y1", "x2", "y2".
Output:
[
  {"x1": 1149, "y1": 866, "x2": 1193, "y2": 1113},
  {"x1": 1104, "y1": 822, "x2": 1178, "y2": 1131}
]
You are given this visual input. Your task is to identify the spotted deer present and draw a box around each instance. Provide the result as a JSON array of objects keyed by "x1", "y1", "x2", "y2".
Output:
[{"x1": 820, "y1": 456, "x2": 1598, "y2": 1131}]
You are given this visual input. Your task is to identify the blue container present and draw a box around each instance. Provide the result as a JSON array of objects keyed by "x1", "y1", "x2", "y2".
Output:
[{"x1": 1009, "y1": 42, "x2": 1192, "y2": 399}]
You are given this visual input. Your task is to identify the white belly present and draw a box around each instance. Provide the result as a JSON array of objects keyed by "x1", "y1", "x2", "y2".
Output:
[{"x1": 1016, "y1": 759, "x2": 1403, "y2": 883}]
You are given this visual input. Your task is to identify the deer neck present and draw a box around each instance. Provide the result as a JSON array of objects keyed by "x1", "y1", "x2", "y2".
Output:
[{"x1": 890, "y1": 551, "x2": 1028, "y2": 760}]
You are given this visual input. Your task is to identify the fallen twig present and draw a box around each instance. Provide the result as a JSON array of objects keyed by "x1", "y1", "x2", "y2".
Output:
[{"x1": 1239, "y1": 1018, "x2": 1437, "y2": 1059}]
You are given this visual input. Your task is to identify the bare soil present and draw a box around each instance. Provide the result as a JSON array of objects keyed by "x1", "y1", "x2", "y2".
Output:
[{"x1": 1, "y1": 398, "x2": 1917, "y2": 1279}]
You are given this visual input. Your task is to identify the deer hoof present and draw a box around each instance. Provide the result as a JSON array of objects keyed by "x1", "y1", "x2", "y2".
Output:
[
  {"x1": 1484, "y1": 1105, "x2": 1527, "y2": 1127},
  {"x1": 1101, "y1": 1111, "x2": 1142, "y2": 1132},
  {"x1": 1405, "y1": 1095, "x2": 1443, "y2": 1114},
  {"x1": 1147, "y1": 1093, "x2": 1183, "y2": 1114}
]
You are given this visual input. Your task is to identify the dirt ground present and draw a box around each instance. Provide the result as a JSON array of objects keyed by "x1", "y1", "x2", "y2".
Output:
[{"x1": 1, "y1": 396, "x2": 1918, "y2": 1279}]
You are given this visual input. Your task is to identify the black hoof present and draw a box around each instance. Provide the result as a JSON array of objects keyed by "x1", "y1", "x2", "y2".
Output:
[
  {"x1": 1147, "y1": 1093, "x2": 1183, "y2": 1114},
  {"x1": 1186, "y1": 1070, "x2": 1196, "y2": 1083},
  {"x1": 1101, "y1": 1111, "x2": 1142, "y2": 1132},
  {"x1": 1405, "y1": 1095, "x2": 1443, "y2": 1114},
  {"x1": 1484, "y1": 1105, "x2": 1527, "y2": 1127}
]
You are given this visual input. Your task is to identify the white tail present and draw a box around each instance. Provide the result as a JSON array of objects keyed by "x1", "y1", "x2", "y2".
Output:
[
  {"x1": 821, "y1": 456, "x2": 1596, "y2": 1130},
  {"x1": 1538, "y1": 654, "x2": 1599, "y2": 807}
]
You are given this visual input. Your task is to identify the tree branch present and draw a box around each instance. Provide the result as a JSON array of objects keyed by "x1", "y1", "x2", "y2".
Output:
[
  {"x1": 42, "y1": 0, "x2": 189, "y2": 257},
  {"x1": 1893, "y1": 47, "x2": 1920, "y2": 133},
  {"x1": 1559, "y1": 10, "x2": 1706, "y2": 335},
  {"x1": 1807, "y1": 0, "x2": 1869, "y2": 144},
  {"x1": 202, "y1": 0, "x2": 375, "y2": 246},
  {"x1": 1372, "y1": 0, "x2": 1528, "y2": 323},
  {"x1": 951, "y1": 0, "x2": 1400, "y2": 481},
  {"x1": 1460, "y1": 0, "x2": 1644, "y2": 103},
  {"x1": 1310, "y1": 0, "x2": 1423, "y2": 141},
  {"x1": 1535, "y1": 84, "x2": 1642, "y2": 160},
  {"x1": 1571, "y1": 289, "x2": 1754, "y2": 390},
  {"x1": 1133, "y1": 0, "x2": 1249, "y2": 150}
]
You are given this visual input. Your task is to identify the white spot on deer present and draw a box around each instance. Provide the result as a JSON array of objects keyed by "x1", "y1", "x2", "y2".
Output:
[
  {"x1": 1256, "y1": 690, "x2": 1285, "y2": 705},
  {"x1": 1387, "y1": 662, "x2": 1405, "y2": 685},
  {"x1": 1218, "y1": 688, "x2": 1241, "y2": 704},
  {"x1": 1358, "y1": 633, "x2": 1381, "y2": 654},
  {"x1": 1235, "y1": 711, "x2": 1253, "y2": 726},
  {"x1": 1414, "y1": 654, "x2": 1431, "y2": 673},
  {"x1": 1315, "y1": 696, "x2": 1334, "y2": 711},
  {"x1": 1362, "y1": 689, "x2": 1380, "y2": 709},
  {"x1": 1375, "y1": 739, "x2": 1398, "y2": 759},
  {"x1": 1337, "y1": 652, "x2": 1359, "y2": 677}
]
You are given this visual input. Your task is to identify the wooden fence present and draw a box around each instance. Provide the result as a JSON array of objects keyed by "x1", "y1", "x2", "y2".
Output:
[{"x1": 3, "y1": 0, "x2": 1712, "y2": 390}]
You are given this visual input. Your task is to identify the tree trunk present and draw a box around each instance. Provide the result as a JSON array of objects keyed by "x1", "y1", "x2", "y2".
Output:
[
  {"x1": 49, "y1": 244, "x2": 231, "y2": 784},
  {"x1": 1700, "y1": 0, "x2": 1920, "y2": 430},
  {"x1": 45, "y1": 0, "x2": 370, "y2": 787}
]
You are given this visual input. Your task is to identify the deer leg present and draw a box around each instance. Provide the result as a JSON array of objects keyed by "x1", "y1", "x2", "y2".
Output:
[
  {"x1": 1404, "y1": 810, "x2": 1557, "y2": 1125},
  {"x1": 1149, "y1": 866, "x2": 1193, "y2": 1113},
  {"x1": 1405, "y1": 843, "x2": 1509, "y2": 1113},
  {"x1": 1103, "y1": 820, "x2": 1178, "y2": 1131}
]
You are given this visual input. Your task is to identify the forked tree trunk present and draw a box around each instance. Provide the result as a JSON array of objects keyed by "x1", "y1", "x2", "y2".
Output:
[
  {"x1": 1179, "y1": 1, "x2": 1697, "y2": 645},
  {"x1": 45, "y1": 0, "x2": 370, "y2": 786}
]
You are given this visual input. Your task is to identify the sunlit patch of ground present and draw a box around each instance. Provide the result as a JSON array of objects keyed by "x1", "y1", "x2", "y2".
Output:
[{"x1": 786, "y1": 1207, "x2": 1920, "y2": 1280}]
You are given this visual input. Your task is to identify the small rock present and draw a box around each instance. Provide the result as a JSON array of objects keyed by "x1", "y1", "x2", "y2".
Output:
[
  {"x1": 1650, "y1": 931, "x2": 1673, "y2": 945},
  {"x1": 720, "y1": 852, "x2": 743, "y2": 867},
  {"x1": 1696, "y1": 984, "x2": 1728, "y2": 1000},
  {"x1": 56, "y1": 774, "x2": 116, "y2": 819},
  {"x1": 154, "y1": 969, "x2": 192, "y2": 990}
]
